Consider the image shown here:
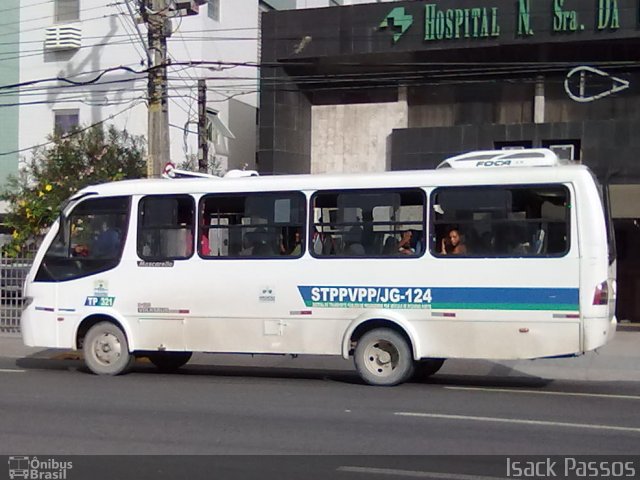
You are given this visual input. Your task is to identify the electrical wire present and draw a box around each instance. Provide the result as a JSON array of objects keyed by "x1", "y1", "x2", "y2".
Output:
[{"x1": 0, "y1": 99, "x2": 146, "y2": 156}]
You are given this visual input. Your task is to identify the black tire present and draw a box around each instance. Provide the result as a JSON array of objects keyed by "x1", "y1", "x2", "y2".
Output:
[
  {"x1": 354, "y1": 328, "x2": 414, "y2": 386},
  {"x1": 83, "y1": 321, "x2": 133, "y2": 375},
  {"x1": 147, "y1": 352, "x2": 192, "y2": 371},
  {"x1": 413, "y1": 358, "x2": 445, "y2": 381}
]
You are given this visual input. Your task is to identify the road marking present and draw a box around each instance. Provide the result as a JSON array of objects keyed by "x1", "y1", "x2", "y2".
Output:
[
  {"x1": 445, "y1": 386, "x2": 640, "y2": 401},
  {"x1": 337, "y1": 466, "x2": 508, "y2": 480},
  {"x1": 0, "y1": 368, "x2": 25, "y2": 373},
  {"x1": 394, "y1": 412, "x2": 640, "y2": 434}
]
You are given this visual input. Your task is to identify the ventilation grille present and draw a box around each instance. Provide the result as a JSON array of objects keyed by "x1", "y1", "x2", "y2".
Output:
[{"x1": 44, "y1": 25, "x2": 81, "y2": 50}]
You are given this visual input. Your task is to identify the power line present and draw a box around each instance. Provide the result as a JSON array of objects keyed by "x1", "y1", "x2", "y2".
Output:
[
  {"x1": 114, "y1": 0, "x2": 148, "y2": 65},
  {"x1": 0, "y1": 99, "x2": 146, "y2": 157},
  {"x1": 0, "y1": 65, "x2": 149, "y2": 92},
  {"x1": 0, "y1": 0, "x2": 54, "y2": 16},
  {"x1": 0, "y1": 10, "x2": 124, "y2": 40}
]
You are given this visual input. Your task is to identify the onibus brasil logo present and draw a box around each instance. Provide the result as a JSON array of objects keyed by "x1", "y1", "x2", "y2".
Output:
[
  {"x1": 8, "y1": 456, "x2": 73, "y2": 480},
  {"x1": 380, "y1": 7, "x2": 414, "y2": 43}
]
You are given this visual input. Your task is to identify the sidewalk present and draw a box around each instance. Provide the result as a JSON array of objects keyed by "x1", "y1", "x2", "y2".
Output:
[{"x1": 2, "y1": 327, "x2": 640, "y2": 382}]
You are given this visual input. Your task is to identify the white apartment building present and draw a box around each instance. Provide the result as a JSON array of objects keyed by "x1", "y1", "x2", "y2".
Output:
[
  {"x1": 18, "y1": 0, "x2": 263, "y2": 175},
  {"x1": 16, "y1": 0, "x2": 395, "y2": 179}
]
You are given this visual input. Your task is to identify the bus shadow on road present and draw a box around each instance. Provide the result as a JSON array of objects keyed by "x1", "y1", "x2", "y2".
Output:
[{"x1": 15, "y1": 353, "x2": 554, "y2": 389}]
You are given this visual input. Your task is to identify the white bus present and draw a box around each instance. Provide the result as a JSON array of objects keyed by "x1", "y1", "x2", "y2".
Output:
[{"x1": 21, "y1": 149, "x2": 617, "y2": 386}]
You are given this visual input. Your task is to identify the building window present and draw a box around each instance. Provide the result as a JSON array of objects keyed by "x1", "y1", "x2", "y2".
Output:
[
  {"x1": 138, "y1": 195, "x2": 195, "y2": 260},
  {"x1": 494, "y1": 141, "x2": 533, "y2": 150},
  {"x1": 542, "y1": 140, "x2": 581, "y2": 161},
  {"x1": 54, "y1": 109, "x2": 79, "y2": 135},
  {"x1": 430, "y1": 186, "x2": 570, "y2": 258},
  {"x1": 207, "y1": 0, "x2": 220, "y2": 21},
  {"x1": 55, "y1": 0, "x2": 80, "y2": 23}
]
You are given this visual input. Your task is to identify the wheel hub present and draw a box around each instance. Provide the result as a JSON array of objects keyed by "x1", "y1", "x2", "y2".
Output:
[
  {"x1": 364, "y1": 340, "x2": 398, "y2": 377},
  {"x1": 94, "y1": 333, "x2": 121, "y2": 365}
]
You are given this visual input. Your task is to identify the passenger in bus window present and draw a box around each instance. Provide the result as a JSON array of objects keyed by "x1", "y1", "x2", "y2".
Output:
[
  {"x1": 94, "y1": 222, "x2": 121, "y2": 258},
  {"x1": 200, "y1": 231, "x2": 210, "y2": 256},
  {"x1": 312, "y1": 227, "x2": 336, "y2": 256},
  {"x1": 290, "y1": 230, "x2": 302, "y2": 255},
  {"x1": 398, "y1": 230, "x2": 415, "y2": 255},
  {"x1": 281, "y1": 229, "x2": 302, "y2": 256},
  {"x1": 398, "y1": 230, "x2": 422, "y2": 255},
  {"x1": 239, "y1": 235, "x2": 254, "y2": 256},
  {"x1": 199, "y1": 210, "x2": 211, "y2": 256},
  {"x1": 441, "y1": 228, "x2": 467, "y2": 255}
]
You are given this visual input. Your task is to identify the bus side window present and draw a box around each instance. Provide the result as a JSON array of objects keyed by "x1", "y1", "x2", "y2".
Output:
[
  {"x1": 138, "y1": 195, "x2": 195, "y2": 260},
  {"x1": 311, "y1": 189, "x2": 425, "y2": 258},
  {"x1": 430, "y1": 186, "x2": 570, "y2": 258},
  {"x1": 199, "y1": 192, "x2": 306, "y2": 259}
]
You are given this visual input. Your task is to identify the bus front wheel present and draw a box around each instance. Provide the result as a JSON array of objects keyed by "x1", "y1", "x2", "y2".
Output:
[
  {"x1": 83, "y1": 322, "x2": 133, "y2": 375},
  {"x1": 354, "y1": 328, "x2": 414, "y2": 386},
  {"x1": 147, "y1": 352, "x2": 192, "y2": 371}
]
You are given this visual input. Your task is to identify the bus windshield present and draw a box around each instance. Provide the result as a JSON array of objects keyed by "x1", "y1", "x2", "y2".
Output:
[{"x1": 35, "y1": 196, "x2": 131, "y2": 282}]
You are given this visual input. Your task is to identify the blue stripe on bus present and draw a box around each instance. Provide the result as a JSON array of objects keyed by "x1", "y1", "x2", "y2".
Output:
[{"x1": 297, "y1": 286, "x2": 579, "y2": 311}]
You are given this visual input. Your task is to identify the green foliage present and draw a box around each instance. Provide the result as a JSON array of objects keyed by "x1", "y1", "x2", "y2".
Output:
[{"x1": 1, "y1": 125, "x2": 146, "y2": 256}]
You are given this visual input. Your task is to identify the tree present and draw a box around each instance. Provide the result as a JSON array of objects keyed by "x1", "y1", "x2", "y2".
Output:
[{"x1": 1, "y1": 125, "x2": 146, "y2": 256}]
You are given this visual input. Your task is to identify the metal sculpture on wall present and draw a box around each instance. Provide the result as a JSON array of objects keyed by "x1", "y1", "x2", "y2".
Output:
[{"x1": 564, "y1": 66, "x2": 630, "y2": 103}]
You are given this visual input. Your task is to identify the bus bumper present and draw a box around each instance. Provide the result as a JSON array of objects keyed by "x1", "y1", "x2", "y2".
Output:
[{"x1": 583, "y1": 315, "x2": 617, "y2": 352}]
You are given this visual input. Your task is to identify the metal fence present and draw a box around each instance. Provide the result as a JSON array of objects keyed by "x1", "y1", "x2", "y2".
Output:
[{"x1": 0, "y1": 250, "x2": 35, "y2": 333}]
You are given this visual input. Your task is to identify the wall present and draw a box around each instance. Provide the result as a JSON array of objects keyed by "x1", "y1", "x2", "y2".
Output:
[
  {"x1": 311, "y1": 99, "x2": 407, "y2": 173},
  {"x1": 0, "y1": 0, "x2": 20, "y2": 185},
  {"x1": 390, "y1": 118, "x2": 640, "y2": 182},
  {"x1": 408, "y1": 83, "x2": 534, "y2": 128},
  {"x1": 228, "y1": 98, "x2": 257, "y2": 171},
  {"x1": 18, "y1": 0, "x2": 259, "y2": 176}
]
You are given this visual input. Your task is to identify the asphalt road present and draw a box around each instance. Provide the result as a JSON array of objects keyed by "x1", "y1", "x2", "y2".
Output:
[
  {"x1": 1, "y1": 333, "x2": 640, "y2": 479},
  {"x1": 2, "y1": 352, "x2": 640, "y2": 454}
]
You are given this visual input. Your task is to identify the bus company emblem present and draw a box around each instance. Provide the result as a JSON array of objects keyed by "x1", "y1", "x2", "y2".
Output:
[
  {"x1": 259, "y1": 287, "x2": 276, "y2": 303},
  {"x1": 93, "y1": 279, "x2": 108, "y2": 297},
  {"x1": 380, "y1": 7, "x2": 414, "y2": 43}
]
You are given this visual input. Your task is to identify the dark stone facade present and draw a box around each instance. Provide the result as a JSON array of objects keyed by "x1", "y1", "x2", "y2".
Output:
[{"x1": 259, "y1": 0, "x2": 640, "y2": 182}]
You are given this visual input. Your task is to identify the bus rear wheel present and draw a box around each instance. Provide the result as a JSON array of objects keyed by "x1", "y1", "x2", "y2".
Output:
[
  {"x1": 83, "y1": 322, "x2": 133, "y2": 375},
  {"x1": 147, "y1": 352, "x2": 192, "y2": 371},
  {"x1": 354, "y1": 328, "x2": 414, "y2": 386}
]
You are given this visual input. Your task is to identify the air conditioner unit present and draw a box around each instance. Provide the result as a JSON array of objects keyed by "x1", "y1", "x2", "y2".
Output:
[{"x1": 44, "y1": 25, "x2": 81, "y2": 51}]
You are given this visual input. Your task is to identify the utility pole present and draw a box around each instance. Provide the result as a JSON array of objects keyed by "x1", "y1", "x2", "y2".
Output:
[
  {"x1": 139, "y1": 0, "x2": 206, "y2": 177},
  {"x1": 142, "y1": 0, "x2": 170, "y2": 178},
  {"x1": 197, "y1": 79, "x2": 208, "y2": 173}
]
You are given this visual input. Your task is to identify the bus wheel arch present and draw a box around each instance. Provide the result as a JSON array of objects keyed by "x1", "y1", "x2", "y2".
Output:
[
  {"x1": 76, "y1": 315, "x2": 134, "y2": 375},
  {"x1": 343, "y1": 317, "x2": 418, "y2": 359}
]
